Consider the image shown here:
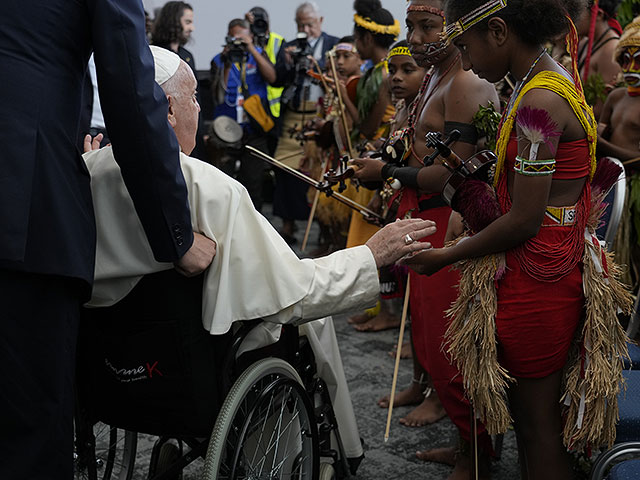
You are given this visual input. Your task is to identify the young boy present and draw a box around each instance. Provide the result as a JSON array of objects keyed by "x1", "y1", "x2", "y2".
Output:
[{"x1": 597, "y1": 16, "x2": 640, "y2": 161}]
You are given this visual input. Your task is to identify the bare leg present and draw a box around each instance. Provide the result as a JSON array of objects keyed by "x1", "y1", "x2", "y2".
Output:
[
  {"x1": 508, "y1": 370, "x2": 574, "y2": 480},
  {"x1": 378, "y1": 345, "x2": 445, "y2": 427}
]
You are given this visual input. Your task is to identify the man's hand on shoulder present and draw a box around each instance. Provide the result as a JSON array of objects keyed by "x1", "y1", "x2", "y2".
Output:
[{"x1": 174, "y1": 232, "x2": 217, "y2": 277}]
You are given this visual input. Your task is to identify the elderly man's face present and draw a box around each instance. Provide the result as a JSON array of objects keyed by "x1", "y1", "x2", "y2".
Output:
[
  {"x1": 167, "y1": 63, "x2": 200, "y2": 155},
  {"x1": 296, "y1": 10, "x2": 322, "y2": 40}
]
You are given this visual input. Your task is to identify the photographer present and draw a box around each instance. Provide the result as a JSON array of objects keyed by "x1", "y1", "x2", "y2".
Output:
[
  {"x1": 245, "y1": 7, "x2": 285, "y2": 126},
  {"x1": 271, "y1": 1, "x2": 339, "y2": 244},
  {"x1": 210, "y1": 18, "x2": 276, "y2": 212}
]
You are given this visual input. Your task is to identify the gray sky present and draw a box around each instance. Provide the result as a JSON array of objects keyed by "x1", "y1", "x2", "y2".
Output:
[{"x1": 143, "y1": 0, "x2": 408, "y2": 69}]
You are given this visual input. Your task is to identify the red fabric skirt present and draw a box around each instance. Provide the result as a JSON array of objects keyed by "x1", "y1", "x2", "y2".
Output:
[
  {"x1": 397, "y1": 190, "x2": 488, "y2": 443},
  {"x1": 495, "y1": 226, "x2": 584, "y2": 378}
]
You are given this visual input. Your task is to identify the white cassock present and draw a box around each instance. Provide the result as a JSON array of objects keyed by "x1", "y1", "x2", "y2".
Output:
[{"x1": 84, "y1": 147, "x2": 380, "y2": 457}]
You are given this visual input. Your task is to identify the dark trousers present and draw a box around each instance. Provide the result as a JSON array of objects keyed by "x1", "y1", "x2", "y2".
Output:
[{"x1": 0, "y1": 270, "x2": 82, "y2": 480}]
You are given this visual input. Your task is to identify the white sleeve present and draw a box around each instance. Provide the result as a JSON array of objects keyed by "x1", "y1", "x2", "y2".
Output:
[{"x1": 263, "y1": 245, "x2": 380, "y2": 325}]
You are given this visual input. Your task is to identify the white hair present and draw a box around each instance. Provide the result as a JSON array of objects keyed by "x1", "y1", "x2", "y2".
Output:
[
  {"x1": 295, "y1": 1, "x2": 321, "y2": 18},
  {"x1": 159, "y1": 61, "x2": 193, "y2": 98}
]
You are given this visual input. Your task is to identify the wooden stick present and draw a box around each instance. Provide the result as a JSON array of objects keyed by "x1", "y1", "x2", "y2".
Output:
[
  {"x1": 623, "y1": 156, "x2": 640, "y2": 167},
  {"x1": 384, "y1": 276, "x2": 411, "y2": 442},
  {"x1": 301, "y1": 189, "x2": 320, "y2": 252},
  {"x1": 327, "y1": 51, "x2": 356, "y2": 159},
  {"x1": 503, "y1": 74, "x2": 516, "y2": 91},
  {"x1": 275, "y1": 150, "x2": 305, "y2": 164}
]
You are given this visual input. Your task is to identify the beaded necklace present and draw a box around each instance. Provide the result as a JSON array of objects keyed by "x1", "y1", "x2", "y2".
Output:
[{"x1": 501, "y1": 50, "x2": 547, "y2": 129}]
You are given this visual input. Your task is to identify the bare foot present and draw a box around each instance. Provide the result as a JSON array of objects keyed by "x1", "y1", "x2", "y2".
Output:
[
  {"x1": 398, "y1": 392, "x2": 446, "y2": 427},
  {"x1": 416, "y1": 446, "x2": 456, "y2": 466},
  {"x1": 377, "y1": 381, "x2": 424, "y2": 409},
  {"x1": 348, "y1": 312, "x2": 372, "y2": 325},
  {"x1": 354, "y1": 311, "x2": 401, "y2": 332},
  {"x1": 388, "y1": 341, "x2": 412, "y2": 359},
  {"x1": 417, "y1": 445, "x2": 491, "y2": 480}
]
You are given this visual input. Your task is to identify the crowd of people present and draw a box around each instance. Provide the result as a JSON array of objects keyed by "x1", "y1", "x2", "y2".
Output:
[{"x1": 2, "y1": 0, "x2": 640, "y2": 479}]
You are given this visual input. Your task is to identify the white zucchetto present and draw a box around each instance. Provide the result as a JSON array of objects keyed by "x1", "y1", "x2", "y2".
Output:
[{"x1": 149, "y1": 45, "x2": 181, "y2": 85}]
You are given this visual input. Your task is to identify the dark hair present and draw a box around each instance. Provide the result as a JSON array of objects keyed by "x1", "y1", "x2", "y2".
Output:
[
  {"x1": 389, "y1": 39, "x2": 410, "y2": 50},
  {"x1": 152, "y1": 1, "x2": 193, "y2": 47},
  {"x1": 250, "y1": 6, "x2": 269, "y2": 22},
  {"x1": 588, "y1": 0, "x2": 621, "y2": 17},
  {"x1": 338, "y1": 35, "x2": 356, "y2": 44},
  {"x1": 444, "y1": 0, "x2": 587, "y2": 46},
  {"x1": 353, "y1": 0, "x2": 397, "y2": 48},
  {"x1": 228, "y1": 18, "x2": 249, "y2": 31}
]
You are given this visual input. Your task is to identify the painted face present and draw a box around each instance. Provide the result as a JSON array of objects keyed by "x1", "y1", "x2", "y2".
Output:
[
  {"x1": 621, "y1": 46, "x2": 640, "y2": 87},
  {"x1": 405, "y1": 7, "x2": 447, "y2": 67},
  {"x1": 388, "y1": 54, "x2": 425, "y2": 101},
  {"x1": 334, "y1": 46, "x2": 362, "y2": 78}
]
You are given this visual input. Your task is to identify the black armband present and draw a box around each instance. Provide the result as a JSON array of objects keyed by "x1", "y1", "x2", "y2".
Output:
[
  {"x1": 381, "y1": 163, "x2": 421, "y2": 189},
  {"x1": 444, "y1": 121, "x2": 479, "y2": 145}
]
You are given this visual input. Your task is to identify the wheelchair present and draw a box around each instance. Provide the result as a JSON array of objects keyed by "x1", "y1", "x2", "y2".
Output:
[{"x1": 74, "y1": 269, "x2": 359, "y2": 480}]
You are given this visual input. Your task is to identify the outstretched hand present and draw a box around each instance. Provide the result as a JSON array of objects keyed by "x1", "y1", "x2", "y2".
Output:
[
  {"x1": 398, "y1": 247, "x2": 451, "y2": 276},
  {"x1": 174, "y1": 232, "x2": 217, "y2": 277},
  {"x1": 365, "y1": 218, "x2": 436, "y2": 268}
]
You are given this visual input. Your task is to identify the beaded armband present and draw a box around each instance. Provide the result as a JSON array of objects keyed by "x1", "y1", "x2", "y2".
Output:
[{"x1": 513, "y1": 156, "x2": 556, "y2": 176}]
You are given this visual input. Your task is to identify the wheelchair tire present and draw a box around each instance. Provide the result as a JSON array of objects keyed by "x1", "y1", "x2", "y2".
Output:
[
  {"x1": 155, "y1": 443, "x2": 182, "y2": 480},
  {"x1": 202, "y1": 357, "x2": 319, "y2": 479},
  {"x1": 74, "y1": 423, "x2": 137, "y2": 480},
  {"x1": 319, "y1": 462, "x2": 336, "y2": 480}
]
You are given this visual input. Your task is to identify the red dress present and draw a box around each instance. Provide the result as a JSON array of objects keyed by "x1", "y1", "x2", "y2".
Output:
[
  {"x1": 396, "y1": 188, "x2": 489, "y2": 445},
  {"x1": 495, "y1": 135, "x2": 590, "y2": 378}
]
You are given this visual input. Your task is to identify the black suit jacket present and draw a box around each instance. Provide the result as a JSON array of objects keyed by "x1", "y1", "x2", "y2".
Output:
[{"x1": 0, "y1": 0, "x2": 193, "y2": 291}]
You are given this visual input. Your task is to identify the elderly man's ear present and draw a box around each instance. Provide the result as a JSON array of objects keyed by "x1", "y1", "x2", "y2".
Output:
[{"x1": 167, "y1": 95, "x2": 178, "y2": 128}]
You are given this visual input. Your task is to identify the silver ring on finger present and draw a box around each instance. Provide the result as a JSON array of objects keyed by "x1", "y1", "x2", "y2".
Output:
[{"x1": 404, "y1": 233, "x2": 414, "y2": 245}]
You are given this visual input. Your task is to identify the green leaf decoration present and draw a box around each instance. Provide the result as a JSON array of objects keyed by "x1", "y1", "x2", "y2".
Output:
[
  {"x1": 584, "y1": 73, "x2": 608, "y2": 106},
  {"x1": 472, "y1": 101, "x2": 501, "y2": 151}
]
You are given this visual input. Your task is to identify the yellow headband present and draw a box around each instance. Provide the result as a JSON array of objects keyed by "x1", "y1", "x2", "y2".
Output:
[
  {"x1": 354, "y1": 14, "x2": 401, "y2": 38},
  {"x1": 442, "y1": 0, "x2": 508, "y2": 44},
  {"x1": 387, "y1": 46, "x2": 412, "y2": 59}
]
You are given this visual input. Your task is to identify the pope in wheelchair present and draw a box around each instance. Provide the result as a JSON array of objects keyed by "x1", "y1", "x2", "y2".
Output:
[{"x1": 79, "y1": 46, "x2": 435, "y2": 479}]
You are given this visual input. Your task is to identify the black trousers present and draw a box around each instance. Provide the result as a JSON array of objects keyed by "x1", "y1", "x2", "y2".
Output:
[{"x1": 0, "y1": 270, "x2": 82, "y2": 480}]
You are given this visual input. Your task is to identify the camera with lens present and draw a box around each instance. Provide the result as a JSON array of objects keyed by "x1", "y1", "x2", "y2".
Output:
[
  {"x1": 224, "y1": 36, "x2": 248, "y2": 64},
  {"x1": 250, "y1": 11, "x2": 269, "y2": 48},
  {"x1": 290, "y1": 32, "x2": 313, "y2": 74}
]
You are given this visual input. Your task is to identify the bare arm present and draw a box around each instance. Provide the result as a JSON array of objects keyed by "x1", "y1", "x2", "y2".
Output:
[
  {"x1": 406, "y1": 90, "x2": 566, "y2": 274},
  {"x1": 237, "y1": 32, "x2": 276, "y2": 84}
]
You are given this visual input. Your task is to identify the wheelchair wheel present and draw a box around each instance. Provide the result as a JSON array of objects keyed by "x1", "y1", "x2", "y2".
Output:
[
  {"x1": 319, "y1": 462, "x2": 336, "y2": 480},
  {"x1": 74, "y1": 422, "x2": 137, "y2": 480},
  {"x1": 154, "y1": 442, "x2": 183, "y2": 480},
  {"x1": 202, "y1": 357, "x2": 319, "y2": 479}
]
